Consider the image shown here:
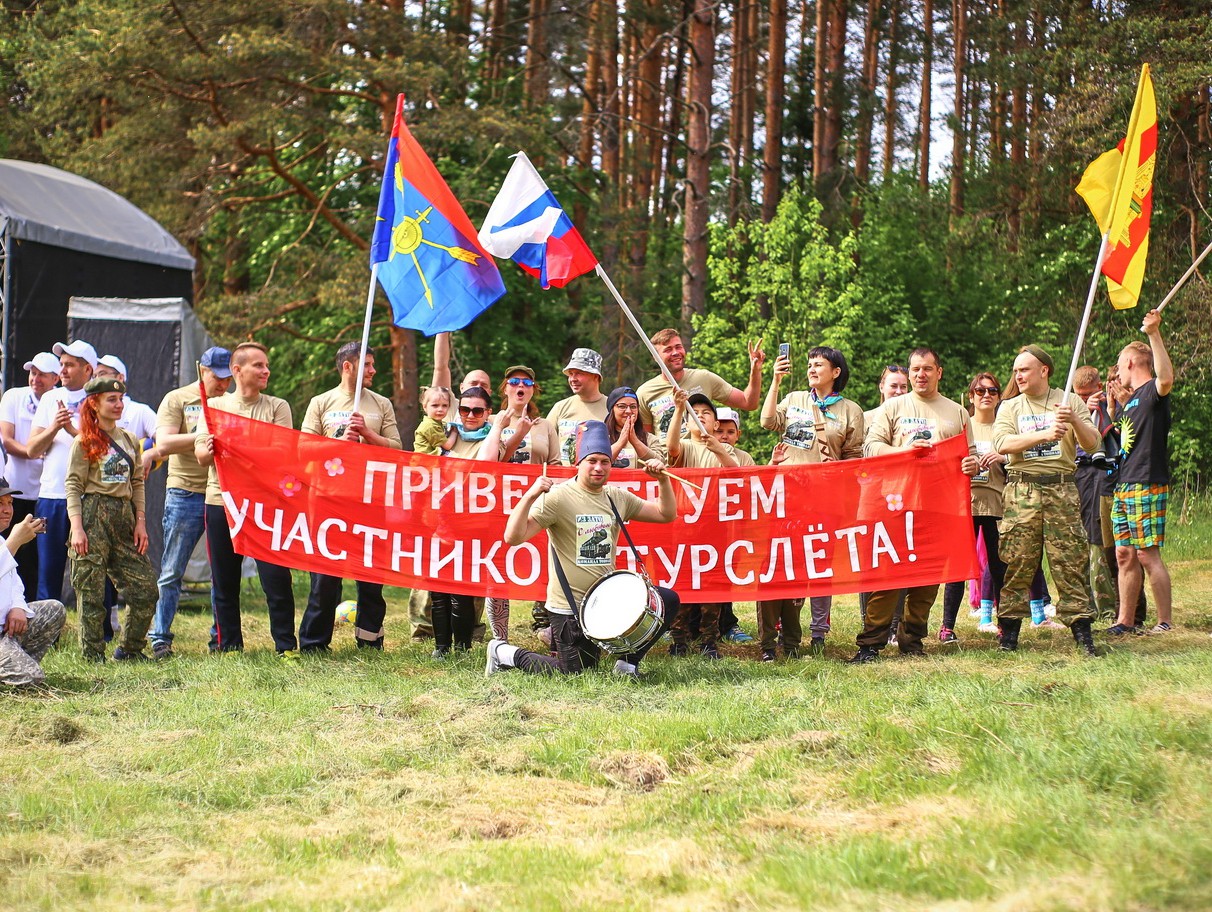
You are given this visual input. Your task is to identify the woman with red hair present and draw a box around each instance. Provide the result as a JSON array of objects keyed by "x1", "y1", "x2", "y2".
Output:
[{"x1": 65, "y1": 377, "x2": 158, "y2": 662}]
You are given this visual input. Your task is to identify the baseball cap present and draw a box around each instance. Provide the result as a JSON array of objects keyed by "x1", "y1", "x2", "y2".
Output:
[
  {"x1": 23, "y1": 352, "x2": 61, "y2": 374},
  {"x1": 0, "y1": 476, "x2": 23, "y2": 497},
  {"x1": 687, "y1": 393, "x2": 718, "y2": 417},
  {"x1": 200, "y1": 346, "x2": 232, "y2": 379},
  {"x1": 563, "y1": 348, "x2": 603, "y2": 377},
  {"x1": 716, "y1": 407, "x2": 741, "y2": 427},
  {"x1": 503, "y1": 365, "x2": 536, "y2": 380},
  {"x1": 52, "y1": 340, "x2": 99, "y2": 370},
  {"x1": 98, "y1": 355, "x2": 128, "y2": 377}
]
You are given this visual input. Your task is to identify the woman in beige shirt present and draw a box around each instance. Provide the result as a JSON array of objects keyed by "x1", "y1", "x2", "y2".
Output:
[{"x1": 64, "y1": 377, "x2": 157, "y2": 662}]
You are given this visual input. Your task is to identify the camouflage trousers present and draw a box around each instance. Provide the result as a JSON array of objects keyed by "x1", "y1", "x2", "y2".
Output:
[
  {"x1": 0, "y1": 599, "x2": 66, "y2": 686},
  {"x1": 998, "y1": 481, "x2": 1092, "y2": 624},
  {"x1": 69, "y1": 494, "x2": 157, "y2": 659}
]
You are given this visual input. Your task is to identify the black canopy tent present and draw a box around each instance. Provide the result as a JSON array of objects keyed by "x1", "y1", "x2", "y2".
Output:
[{"x1": 0, "y1": 159, "x2": 195, "y2": 391}]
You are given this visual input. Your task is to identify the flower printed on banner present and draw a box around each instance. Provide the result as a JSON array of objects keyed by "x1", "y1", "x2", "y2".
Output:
[
  {"x1": 279, "y1": 475, "x2": 303, "y2": 498},
  {"x1": 886, "y1": 493, "x2": 904, "y2": 511},
  {"x1": 325, "y1": 458, "x2": 345, "y2": 477}
]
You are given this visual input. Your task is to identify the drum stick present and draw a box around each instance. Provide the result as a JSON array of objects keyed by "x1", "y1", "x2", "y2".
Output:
[{"x1": 661, "y1": 470, "x2": 703, "y2": 492}]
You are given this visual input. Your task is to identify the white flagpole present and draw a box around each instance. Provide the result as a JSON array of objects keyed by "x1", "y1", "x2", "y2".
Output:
[
  {"x1": 1064, "y1": 232, "x2": 1111, "y2": 396},
  {"x1": 352, "y1": 262, "x2": 379, "y2": 418},
  {"x1": 1147, "y1": 236, "x2": 1212, "y2": 326},
  {"x1": 595, "y1": 263, "x2": 710, "y2": 437}
]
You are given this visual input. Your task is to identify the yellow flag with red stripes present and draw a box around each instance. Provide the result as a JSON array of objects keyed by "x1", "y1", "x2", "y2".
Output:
[{"x1": 1075, "y1": 63, "x2": 1157, "y2": 310}]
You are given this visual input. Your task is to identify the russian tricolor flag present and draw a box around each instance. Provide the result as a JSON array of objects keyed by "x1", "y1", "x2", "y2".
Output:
[{"x1": 478, "y1": 152, "x2": 598, "y2": 289}]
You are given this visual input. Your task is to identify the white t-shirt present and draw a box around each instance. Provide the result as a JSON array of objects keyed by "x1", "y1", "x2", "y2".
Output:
[
  {"x1": 0, "y1": 386, "x2": 46, "y2": 499},
  {"x1": 116, "y1": 396, "x2": 158, "y2": 441},
  {"x1": 31, "y1": 387, "x2": 89, "y2": 500}
]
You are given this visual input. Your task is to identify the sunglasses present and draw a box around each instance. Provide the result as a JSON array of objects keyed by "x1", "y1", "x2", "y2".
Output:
[
  {"x1": 458, "y1": 406, "x2": 487, "y2": 417},
  {"x1": 885, "y1": 364, "x2": 907, "y2": 374},
  {"x1": 506, "y1": 377, "x2": 535, "y2": 387},
  {"x1": 973, "y1": 387, "x2": 1000, "y2": 396}
]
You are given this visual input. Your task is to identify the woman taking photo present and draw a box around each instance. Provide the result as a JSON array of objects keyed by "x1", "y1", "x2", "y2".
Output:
[
  {"x1": 758, "y1": 345, "x2": 864, "y2": 660},
  {"x1": 64, "y1": 377, "x2": 158, "y2": 662}
]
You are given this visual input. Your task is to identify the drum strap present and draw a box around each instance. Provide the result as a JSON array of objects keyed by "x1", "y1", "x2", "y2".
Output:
[
  {"x1": 548, "y1": 545, "x2": 581, "y2": 615},
  {"x1": 605, "y1": 494, "x2": 649, "y2": 584}
]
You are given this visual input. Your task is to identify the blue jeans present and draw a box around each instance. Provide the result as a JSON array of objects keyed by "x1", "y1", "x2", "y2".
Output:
[
  {"x1": 150, "y1": 489, "x2": 206, "y2": 648},
  {"x1": 34, "y1": 498, "x2": 70, "y2": 601}
]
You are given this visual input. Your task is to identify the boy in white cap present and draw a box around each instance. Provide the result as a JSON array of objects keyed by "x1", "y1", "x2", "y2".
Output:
[
  {"x1": 488, "y1": 420, "x2": 680, "y2": 677},
  {"x1": 26, "y1": 339, "x2": 97, "y2": 600},
  {"x1": 0, "y1": 352, "x2": 60, "y2": 594}
]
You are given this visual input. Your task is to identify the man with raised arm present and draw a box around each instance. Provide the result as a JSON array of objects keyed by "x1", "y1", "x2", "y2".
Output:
[
  {"x1": 1106, "y1": 310, "x2": 1174, "y2": 636},
  {"x1": 486, "y1": 420, "x2": 680, "y2": 678},
  {"x1": 635, "y1": 329, "x2": 764, "y2": 436}
]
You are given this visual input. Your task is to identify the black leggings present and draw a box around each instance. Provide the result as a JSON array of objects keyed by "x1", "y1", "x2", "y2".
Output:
[
  {"x1": 432, "y1": 590, "x2": 476, "y2": 649},
  {"x1": 942, "y1": 515, "x2": 1006, "y2": 629}
]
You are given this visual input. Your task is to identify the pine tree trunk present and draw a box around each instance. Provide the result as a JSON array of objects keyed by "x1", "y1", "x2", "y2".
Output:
[
  {"x1": 682, "y1": 0, "x2": 715, "y2": 335},
  {"x1": 812, "y1": 0, "x2": 828, "y2": 182},
  {"x1": 578, "y1": 0, "x2": 603, "y2": 169},
  {"x1": 918, "y1": 0, "x2": 933, "y2": 191},
  {"x1": 762, "y1": 0, "x2": 788, "y2": 223},
  {"x1": 949, "y1": 0, "x2": 966, "y2": 220},
  {"x1": 882, "y1": 0, "x2": 899, "y2": 177},
  {"x1": 524, "y1": 0, "x2": 550, "y2": 107},
  {"x1": 854, "y1": 0, "x2": 882, "y2": 186}
]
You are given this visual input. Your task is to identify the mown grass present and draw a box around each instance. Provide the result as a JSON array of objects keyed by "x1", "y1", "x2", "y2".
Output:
[{"x1": 2, "y1": 514, "x2": 1211, "y2": 911}]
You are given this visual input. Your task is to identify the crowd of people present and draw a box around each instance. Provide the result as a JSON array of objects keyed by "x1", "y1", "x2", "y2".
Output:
[{"x1": 0, "y1": 310, "x2": 1179, "y2": 685}]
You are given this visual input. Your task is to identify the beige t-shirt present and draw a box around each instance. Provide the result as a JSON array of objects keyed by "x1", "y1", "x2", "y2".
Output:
[
  {"x1": 65, "y1": 427, "x2": 146, "y2": 518},
  {"x1": 197, "y1": 392, "x2": 293, "y2": 506},
  {"x1": 763, "y1": 391, "x2": 865, "y2": 464},
  {"x1": 300, "y1": 386, "x2": 402, "y2": 448},
  {"x1": 546, "y1": 395, "x2": 609, "y2": 465},
  {"x1": 672, "y1": 438, "x2": 745, "y2": 469},
  {"x1": 864, "y1": 391, "x2": 975, "y2": 456},
  {"x1": 445, "y1": 434, "x2": 485, "y2": 459},
  {"x1": 732, "y1": 446, "x2": 757, "y2": 467},
  {"x1": 156, "y1": 385, "x2": 209, "y2": 494},
  {"x1": 531, "y1": 481, "x2": 646, "y2": 614},
  {"x1": 993, "y1": 389, "x2": 1097, "y2": 476},
  {"x1": 499, "y1": 416, "x2": 562, "y2": 465},
  {"x1": 636, "y1": 368, "x2": 735, "y2": 436},
  {"x1": 970, "y1": 419, "x2": 1006, "y2": 516}
]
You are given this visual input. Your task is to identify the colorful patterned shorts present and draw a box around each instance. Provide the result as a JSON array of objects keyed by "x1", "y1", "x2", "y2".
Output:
[{"x1": 1111, "y1": 483, "x2": 1168, "y2": 549}]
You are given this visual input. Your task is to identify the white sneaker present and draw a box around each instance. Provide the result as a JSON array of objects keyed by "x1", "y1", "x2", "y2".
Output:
[
  {"x1": 613, "y1": 659, "x2": 639, "y2": 678},
  {"x1": 1044, "y1": 603, "x2": 1058, "y2": 618},
  {"x1": 978, "y1": 622, "x2": 1000, "y2": 634},
  {"x1": 485, "y1": 638, "x2": 504, "y2": 677},
  {"x1": 1032, "y1": 619, "x2": 1065, "y2": 629}
]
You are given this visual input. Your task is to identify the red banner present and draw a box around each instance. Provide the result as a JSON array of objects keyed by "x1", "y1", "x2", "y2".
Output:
[{"x1": 208, "y1": 410, "x2": 978, "y2": 600}]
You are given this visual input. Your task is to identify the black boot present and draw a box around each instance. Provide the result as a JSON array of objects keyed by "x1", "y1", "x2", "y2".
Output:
[
  {"x1": 998, "y1": 617, "x2": 1022, "y2": 652},
  {"x1": 1071, "y1": 618, "x2": 1098, "y2": 657}
]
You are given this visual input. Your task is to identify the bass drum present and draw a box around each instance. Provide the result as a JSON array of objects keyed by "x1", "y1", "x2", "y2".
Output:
[{"x1": 578, "y1": 570, "x2": 665, "y2": 655}]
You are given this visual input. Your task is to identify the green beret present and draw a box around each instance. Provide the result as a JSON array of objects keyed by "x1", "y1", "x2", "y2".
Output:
[
  {"x1": 1021, "y1": 344, "x2": 1054, "y2": 374},
  {"x1": 84, "y1": 377, "x2": 126, "y2": 396}
]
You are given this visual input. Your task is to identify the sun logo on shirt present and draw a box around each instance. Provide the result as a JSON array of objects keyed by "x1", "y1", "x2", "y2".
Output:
[{"x1": 1117, "y1": 416, "x2": 1136, "y2": 458}]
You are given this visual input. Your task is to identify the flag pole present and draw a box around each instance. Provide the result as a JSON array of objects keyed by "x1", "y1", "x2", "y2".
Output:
[
  {"x1": 1064, "y1": 232, "x2": 1111, "y2": 397},
  {"x1": 1149, "y1": 236, "x2": 1212, "y2": 324},
  {"x1": 352, "y1": 262, "x2": 379, "y2": 417},
  {"x1": 595, "y1": 263, "x2": 710, "y2": 437}
]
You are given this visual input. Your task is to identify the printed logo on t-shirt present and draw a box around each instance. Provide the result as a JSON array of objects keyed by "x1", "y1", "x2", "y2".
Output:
[
  {"x1": 613, "y1": 446, "x2": 637, "y2": 469},
  {"x1": 501, "y1": 427, "x2": 531, "y2": 464},
  {"x1": 649, "y1": 385, "x2": 706, "y2": 436},
  {"x1": 898, "y1": 416, "x2": 938, "y2": 444},
  {"x1": 783, "y1": 405, "x2": 818, "y2": 449},
  {"x1": 325, "y1": 408, "x2": 353, "y2": 439},
  {"x1": 973, "y1": 440, "x2": 992, "y2": 483},
  {"x1": 101, "y1": 447, "x2": 131, "y2": 485},
  {"x1": 557, "y1": 419, "x2": 578, "y2": 465},
  {"x1": 1018, "y1": 413, "x2": 1060, "y2": 460},
  {"x1": 575, "y1": 513, "x2": 613, "y2": 565},
  {"x1": 183, "y1": 402, "x2": 203, "y2": 433}
]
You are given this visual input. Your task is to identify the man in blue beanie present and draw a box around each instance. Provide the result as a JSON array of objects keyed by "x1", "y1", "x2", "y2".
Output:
[{"x1": 489, "y1": 420, "x2": 680, "y2": 678}]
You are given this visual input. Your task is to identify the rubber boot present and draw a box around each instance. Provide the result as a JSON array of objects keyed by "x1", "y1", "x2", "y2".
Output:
[
  {"x1": 998, "y1": 617, "x2": 1022, "y2": 652},
  {"x1": 1071, "y1": 618, "x2": 1098, "y2": 657}
]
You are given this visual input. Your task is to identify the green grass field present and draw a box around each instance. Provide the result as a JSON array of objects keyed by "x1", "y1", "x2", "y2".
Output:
[{"x1": 3, "y1": 505, "x2": 1211, "y2": 911}]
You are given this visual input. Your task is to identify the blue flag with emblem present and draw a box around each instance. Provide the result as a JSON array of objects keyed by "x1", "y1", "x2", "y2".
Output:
[{"x1": 370, "y1": 96, "x2": 506, "y2": 335}]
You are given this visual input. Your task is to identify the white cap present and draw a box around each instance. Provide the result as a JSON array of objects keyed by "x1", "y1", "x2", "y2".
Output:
[
  {"x1": 52, "y1": 340, "x2": 99, "y2": 370},
  {"x1": 23, "y1": 352, "x2": 61, "y2": 375},
  {"x1": 98, "y1": 355, "x2": 128, "y2": 378},
  {"x1": 716, "y1": 407, "x2": 741, "y2": 427}
]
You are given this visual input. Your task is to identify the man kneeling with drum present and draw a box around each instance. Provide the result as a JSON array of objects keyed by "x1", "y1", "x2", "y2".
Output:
[{"x1": 488, "y1": 420, "x2": 680, "y2": 678}]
